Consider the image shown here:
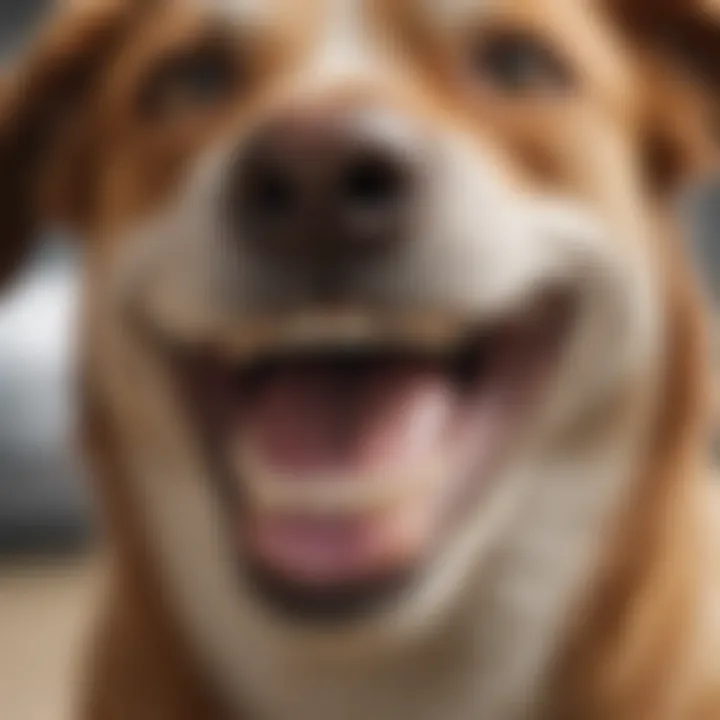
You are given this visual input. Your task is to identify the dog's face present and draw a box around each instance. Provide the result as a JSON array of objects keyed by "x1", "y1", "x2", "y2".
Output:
[{"x1": 1, "y1": 0, "x2": 718, "y2": 714}]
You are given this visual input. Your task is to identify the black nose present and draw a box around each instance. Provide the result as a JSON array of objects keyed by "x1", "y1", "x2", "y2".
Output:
[{"x1": 230, "y1": 107, "x2": 422, "y2": 262}]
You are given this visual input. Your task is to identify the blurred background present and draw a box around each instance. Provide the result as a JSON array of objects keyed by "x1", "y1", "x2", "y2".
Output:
[
  {"x1": 0, "y1": 5, "x2": 95, "y2": 720},
  {"x1": 0, "y1": 3, "x2": 717, "y2": 720}
]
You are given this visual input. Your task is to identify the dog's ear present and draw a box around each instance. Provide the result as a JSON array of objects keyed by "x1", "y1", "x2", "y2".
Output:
[
  {"x1": 604, "y1": 0, "x2": 720, "y2": 194},
  {"x1": 0, "y1": 0, "x2": 138, "y2": 288}
]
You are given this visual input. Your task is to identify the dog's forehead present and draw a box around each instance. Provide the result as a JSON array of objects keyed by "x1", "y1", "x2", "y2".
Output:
[
  {"x1": 207, "y1": 0, "x2": 370, "y2": 30},
  {"x1": 205, "y1": 0, "x2": 395, "y2": 92},
  {"x1": 198, "y1": 0, "x2": 603, "y2": 62},
  {"x1": 207, "y1": 0, "x2": 279, "y2": 23},
  {"x1": 203, "y1": 0, "x2": 589, "y2": 27}
]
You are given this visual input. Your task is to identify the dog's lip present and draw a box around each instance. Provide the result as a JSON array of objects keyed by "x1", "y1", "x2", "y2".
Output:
[
  {"x1": 139, "y1": 290, "x2": 573, "y2": 371},
  {"x1": 175, "y1": 308, "x2": 483, "y2": 370}
]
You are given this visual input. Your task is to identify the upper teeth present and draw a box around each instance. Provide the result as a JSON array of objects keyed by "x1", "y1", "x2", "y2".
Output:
[{"x1": 214, "y1": 310, "x2": 473, "y2": 364}]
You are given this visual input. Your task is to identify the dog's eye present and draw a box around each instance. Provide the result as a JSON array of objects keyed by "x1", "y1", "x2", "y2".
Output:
[
  {"x1": 140, "y1": 43, "x2": 240, "y2": 119},
  {"x1": 471, "y1": 32, "x2": 573, "y2": 95}
]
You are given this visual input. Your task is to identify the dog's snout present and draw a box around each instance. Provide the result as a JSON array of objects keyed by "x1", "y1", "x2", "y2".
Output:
[{"x1": 230, "y1": 107, "x2": 424, "y2": 261}]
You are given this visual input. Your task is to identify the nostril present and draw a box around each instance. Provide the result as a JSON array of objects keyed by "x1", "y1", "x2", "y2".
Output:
[
  {"x1": 341, "y1": 153, "x2": 408, "y2": 213},
  {"x1": 246, "y1": 164, "x2": 298, "y2": 222}
]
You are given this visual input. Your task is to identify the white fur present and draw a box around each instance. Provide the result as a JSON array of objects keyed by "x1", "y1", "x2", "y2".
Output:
[{"x1": 273, "y1": 0, "x2": 403, "y2": 99}]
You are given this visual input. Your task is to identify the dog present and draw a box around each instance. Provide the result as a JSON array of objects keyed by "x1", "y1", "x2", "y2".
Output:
[{"x1": 1, "y1": 1, "x2": 719, "y2": 718}]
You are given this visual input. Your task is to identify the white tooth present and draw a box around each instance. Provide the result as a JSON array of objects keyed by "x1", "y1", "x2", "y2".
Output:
[{"x1": 281, "y1": 312, "x2": 378, "y2": 345}]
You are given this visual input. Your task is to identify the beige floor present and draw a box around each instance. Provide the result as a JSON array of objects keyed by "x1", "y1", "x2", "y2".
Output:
[{"x1": 0, "y1": 557, "x2": 99, "y2": 720}]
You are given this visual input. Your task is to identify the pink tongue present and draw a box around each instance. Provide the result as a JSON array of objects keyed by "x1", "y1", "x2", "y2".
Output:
[
  {"x1": 239, "y1": 361, "x2": 461, "y2": 586},
  {"x1": 241, "y1": 361, "x2": 456, "y2": 474}
]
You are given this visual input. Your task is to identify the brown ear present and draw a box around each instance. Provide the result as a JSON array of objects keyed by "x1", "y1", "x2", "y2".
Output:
[
  {"x1": 0, "y1": 0, "x2": 137, "y2": 289},
  {"x1": 604, "y1": 0, "x2": 720, "y2": 193}
]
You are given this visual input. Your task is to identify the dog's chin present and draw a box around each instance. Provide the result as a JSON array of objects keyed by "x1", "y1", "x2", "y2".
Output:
[{"x1": 149, "y1": 290, "x2": 575, "y2": 626}]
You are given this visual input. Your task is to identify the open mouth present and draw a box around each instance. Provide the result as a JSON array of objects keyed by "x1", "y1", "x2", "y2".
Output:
[{"x1": 165, "y1": 293, "x2": 573, "y2": 622}]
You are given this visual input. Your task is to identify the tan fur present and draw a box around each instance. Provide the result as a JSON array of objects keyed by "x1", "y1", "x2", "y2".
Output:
[
  {"x1": 80, "y1": 393, "x2": 224, "y2": 719},
  {"x1": 1, "y1": 1, "x2": 720, "y2": 718},
  {"x1": 544, "y1": 221, "x2": 717, "y2": 720}
]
